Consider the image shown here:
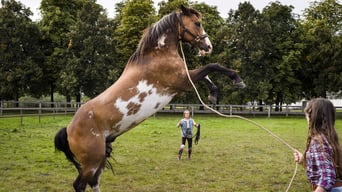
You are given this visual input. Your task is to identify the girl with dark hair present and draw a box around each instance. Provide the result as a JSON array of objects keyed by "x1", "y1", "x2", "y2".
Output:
[{"x1": 294, "y1": 98, "x2": 342, "y2": 192}]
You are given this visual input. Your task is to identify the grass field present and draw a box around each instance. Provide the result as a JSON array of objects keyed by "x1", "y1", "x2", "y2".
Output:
[{"x1": 1, "y1": 114, "x2": 342, "y2": 191}]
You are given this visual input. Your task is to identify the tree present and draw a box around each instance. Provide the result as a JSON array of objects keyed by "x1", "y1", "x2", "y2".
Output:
[
  {"x1": 224, "y1": 2, "x2": 268, "y2": 106},
  {"x1": 223, "y1": 2, "x2": 305, "y2": 108},
  {"x1": 0, "y1": 0, "x2": 43, "y2": 101},
  {"x1": 39, "y1": 0, "x2": 83, "y2": 102},
  {"x1": 113, "y1": 0, "x2": 156, "y2": 67},
  {"x1": 300, "y1": 0, "x2": 342, "y2": 98},
  {"x1": 261, "y1": 2, "x2": 303, "y2": 109},
  {"x1": 59, "y1": 0, "x2": 117, "y2": 102},
  {"x1": 157, "y1": 0, "x2": 189, "y2": 17}
]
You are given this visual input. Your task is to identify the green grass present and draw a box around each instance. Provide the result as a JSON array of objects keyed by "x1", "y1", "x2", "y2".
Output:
[{"x1": 1, "y1": 114, "x2": 342, "y2": 191}]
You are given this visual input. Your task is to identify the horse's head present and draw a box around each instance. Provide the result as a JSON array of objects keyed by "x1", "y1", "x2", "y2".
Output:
[{"x1": 178, "y1": 5, "x2": 212, "y2": 56}]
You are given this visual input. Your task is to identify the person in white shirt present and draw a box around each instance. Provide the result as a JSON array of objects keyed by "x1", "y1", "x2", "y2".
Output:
[{"x1": 176, "y1": 110, "x2": 199, "y2": 160}]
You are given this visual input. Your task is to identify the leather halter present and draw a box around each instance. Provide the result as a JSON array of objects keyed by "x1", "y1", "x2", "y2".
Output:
[{"x1": 178, "y1": 13, "x2": 208, "y2": 43}]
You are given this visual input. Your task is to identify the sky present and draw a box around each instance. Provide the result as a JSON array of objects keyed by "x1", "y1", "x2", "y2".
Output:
[{"x1": 16, "y1": 0, "x2": 312, "y2": 21}]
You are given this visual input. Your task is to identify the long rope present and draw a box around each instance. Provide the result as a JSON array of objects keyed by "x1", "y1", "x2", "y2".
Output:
[{"x1": 179, "y1": 42, "x2": 298, "y2": 192}]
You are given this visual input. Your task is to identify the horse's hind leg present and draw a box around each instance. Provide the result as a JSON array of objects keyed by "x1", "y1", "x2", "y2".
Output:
[
  {"x1": 87, "y1": 136, "x2": 116, "y2": 192},
  {"x1": 73, "y1": 174, "x2": 87, "y2": 192},
  {"x1": 88, "y1": 159, "x2": 106, "y2": 192},
  {"x1": 68, "y1": 131, "x2": 106, "y2": 192},
  {"x1": 72, "y1": 160, "x2": 105, "y2": 192}
]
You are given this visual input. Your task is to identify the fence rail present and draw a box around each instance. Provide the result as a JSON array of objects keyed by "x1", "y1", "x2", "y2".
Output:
[
  {"x1": 1, "y1": 101, "x2": 342, "y2": 120},
  {"x1": 158, "y1": 103, "x2": 307, "y2": 117}
]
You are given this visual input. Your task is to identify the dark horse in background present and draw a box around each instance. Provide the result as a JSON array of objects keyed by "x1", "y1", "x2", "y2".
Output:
[{"x1": 55, "y1": 5, "x2": 245, "y2": 192}]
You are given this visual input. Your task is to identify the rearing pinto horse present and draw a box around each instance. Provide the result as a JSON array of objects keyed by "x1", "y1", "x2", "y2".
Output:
[{"x1": 55, "y1": 5, "x2": 245, "y2": 192}]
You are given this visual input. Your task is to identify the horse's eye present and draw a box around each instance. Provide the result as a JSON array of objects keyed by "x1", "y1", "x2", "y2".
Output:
[{"x1": 195, "y1": 22, "x2": 201, "y2": 27}]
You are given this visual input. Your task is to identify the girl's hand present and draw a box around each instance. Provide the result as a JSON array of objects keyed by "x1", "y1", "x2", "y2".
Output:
[
  {"x1": 293, "y1": 150, "x2": 303, "y2": 163},
  {"x1": 177, "y1": 120, "x2": 183, "y2": 127}
]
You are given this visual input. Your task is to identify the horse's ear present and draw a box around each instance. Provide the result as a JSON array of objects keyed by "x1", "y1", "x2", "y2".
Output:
[{"x1": 180, "y1": 5, "x2": 190, "y2": 15}]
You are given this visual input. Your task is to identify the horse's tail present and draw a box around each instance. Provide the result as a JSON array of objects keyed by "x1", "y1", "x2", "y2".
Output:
[
  {"x1": 105, "y1": 135, "x2": 117, "y2": 174},
  {"x1": 54, "y1": 127, "x2": 81, "y2": 171}
]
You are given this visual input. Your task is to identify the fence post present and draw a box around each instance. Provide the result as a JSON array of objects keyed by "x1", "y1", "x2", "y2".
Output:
[
  {"x1": 54, "y1": 102, "x2": 57, "y2": 119},
  {"x1": 20, "y1": 108, "x2": 23, "y2": 125},
  {"x1": 286, "y1": 105, "x2": 289, "y2": 117},
  {"x1": 65, "y1": 102, "x2": 67, "y2": 115},
  {"x1": 230, "y1": 105, "x2": 232, "y2": 116},
  {"x1": 268, "y1": 105, "x2": 271, "y2": 118},
  {"x1": 0, "y1": 100, "x2": 2, "y2": 116},
  {"x1": 191, "y1": 105, "x2": 194, "y2": 117},
  {"x1": 38, "y1": 102, "x2": 42, "y2": 123}
]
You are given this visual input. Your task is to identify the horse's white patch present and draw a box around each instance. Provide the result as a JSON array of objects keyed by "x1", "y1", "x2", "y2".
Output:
[
  {"x1": 156, "y1": 34, "x2": 166, "y2": 49},
  {"x1": 92, "y1": 184, "x2": 100, "y2": 192},
  {"x1": 91, "y1": 167, "x2": 98, "y2": 175},
  {"x1": 91, "y1": 168, "x2": 103, "y2": 192},
  {"x1": 203, "y1": 30, "x2": 212, "y2": 49},
  {"x1": 201, "y1": 29, "x2": 212, "y2": 55},
  {"x1": 88, "y1": 110, "x2": 94, "y2": 119},
  {"x1": 113, "y1": 80, "x2": 175, "y2": 133},
  {"x1": 90, "y1": 128, "x2": 100, "y2": 137},
  {"x1": 103, "y1": 130, "x2": 110, "y2": 138},
  {"x1": 204, "y1": 75, "x2": 213, "y2": 83}
]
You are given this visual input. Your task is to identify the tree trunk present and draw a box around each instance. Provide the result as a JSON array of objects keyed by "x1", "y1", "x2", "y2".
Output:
[
  {"x1": 76, "y1": 93, "x2": 81, "y2": 103},
  {"x1": 15, "y1": 89, "x2": 19, "y2": 107},
  {"x1": 275, "y1": 94, "x2": 280, "y2": 112},
  {"x1": 258, "y1": 99, "x2": 263, "y2": 111},
  {"x1": 50, "y1": 82, "x2": 54, "y2": 107},
  {"x1": 66, "y1": 95, "x2": 71, "y2": 107}
]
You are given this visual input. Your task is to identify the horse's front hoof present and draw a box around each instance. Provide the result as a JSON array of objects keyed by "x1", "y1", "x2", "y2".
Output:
[
  {"x1": 208, "y1": 95, "x2": 217, "y2": 104},
  {"x1": 234, "y1": 81, "x2": 246, "y2": 88}
]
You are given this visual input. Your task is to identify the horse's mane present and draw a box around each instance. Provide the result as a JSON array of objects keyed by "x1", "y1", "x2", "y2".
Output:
[
  {"x1": 128, "y1": 7, "x2": 201, "y2": 63},
  {"x1": 128, "y1": 12, "x2": 179, "y2": 63}
]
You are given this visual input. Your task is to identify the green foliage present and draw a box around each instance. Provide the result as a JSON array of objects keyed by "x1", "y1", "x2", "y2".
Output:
[
  {"x1": 114, "y1": 0, "x2": 156, "y2": 65},
  {"x1": 261, "y1": 2, "x2": 303, "y2": 106},
  {"x1": 224, "y1": 2, "x2": 267, "y2": 104},
  {"x1": 58, "y1": 0, "x2": 117, "y2": 99},
  {"x1": 38, "y1": 0, "x2": 83, "y2": 102},
  {"x1": 300, "y1": 0, "x2": 342, "y2": 98},
  {"x1": 157, "y1": 0, "x2": 189, "y2": 17},
  {"x1": 20, "y1": 92, "x2": 67, "y2": 102},
  {"x1": 223, "y1": 2, "x2": 307, "y2": 106},
  {"x1": 0, "y1": 0, "x2": 43, "y2": 100},
  {"x1": 1, "y1": 0, "x2": 342, "y2": 106}
]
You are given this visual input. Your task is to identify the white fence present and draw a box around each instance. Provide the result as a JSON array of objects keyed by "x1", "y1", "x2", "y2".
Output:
[
  {"x1": 3, "y1": 101, "x2": 342, "y2": 125},
  {"x1": 158, "y1": 103, "x2": 306, "y2": 117},
  {"x1": 0, "y1": 101, "x2": 81, "y2": 124},
  {"x1": 2, "y1": 101, "x2": 342, "y2": 120},
  {"x1": 0, "y1": 101, "x2": 80, "y2": 116},
  {"x1": 0, "y1": 101, "x2": 309, "y2": 117}
]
